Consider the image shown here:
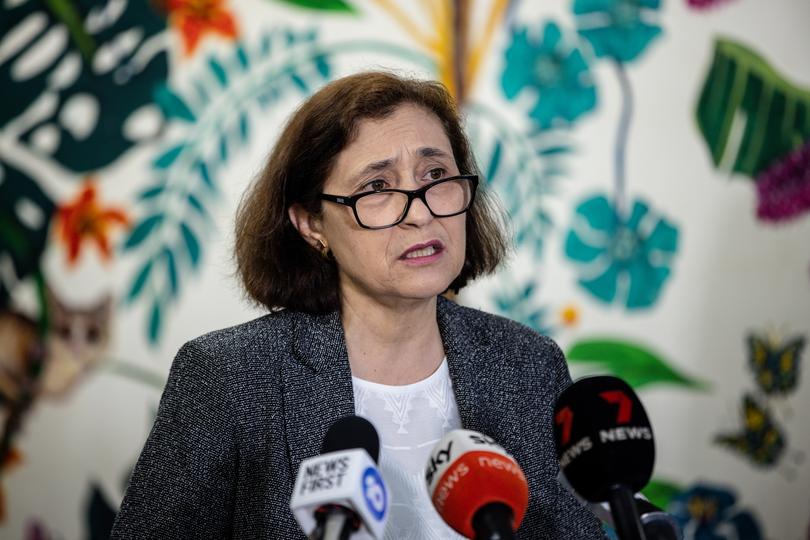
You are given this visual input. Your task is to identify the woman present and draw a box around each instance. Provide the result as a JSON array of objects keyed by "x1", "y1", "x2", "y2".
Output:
[{"x1": 111, "y1": 72, "x2": 606, "y2": 539}]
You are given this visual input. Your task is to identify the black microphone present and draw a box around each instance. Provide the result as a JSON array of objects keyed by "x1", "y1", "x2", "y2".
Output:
[
  {"x1": 578, "y1": 491, "x2": 682, "y2": 540},
  {"x1": 290, "y1": 415, "x2": 388, "y2": 540},
  {"x1": 636, "y1": 499, "x2": 681, "y2": 540},
  {"x1": 553, "y1": 376, "x2": 655, "y2": 540}
]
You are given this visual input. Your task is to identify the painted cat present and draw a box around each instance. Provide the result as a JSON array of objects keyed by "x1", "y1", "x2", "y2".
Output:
[{"x1": 0, "y1": 288, "x2": 112, "y2": 404}]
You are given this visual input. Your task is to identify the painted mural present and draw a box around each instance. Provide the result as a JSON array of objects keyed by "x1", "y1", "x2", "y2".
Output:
[{"x1": 0, "y1": 0, "x2": 808, "y2": 538}]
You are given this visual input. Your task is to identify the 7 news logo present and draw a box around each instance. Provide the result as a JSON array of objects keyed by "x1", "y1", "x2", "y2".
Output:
[{"x1": 555, "y1": 390, "x2": 651, "y2": 468}]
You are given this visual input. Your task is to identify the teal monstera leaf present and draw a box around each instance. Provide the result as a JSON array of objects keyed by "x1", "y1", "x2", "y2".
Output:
[
  {"x1": 0, "y1": 0, "x2": 169, "y2": 172},
  {"x1": 564, "y1": 194, "x2": 678, "y2": 309},
  {"x1": 502, "y1": 21, "x2": 597, "y2": 129},
  {"x1": 573, "y1": 0, "x2": 663, "y2": 63}
]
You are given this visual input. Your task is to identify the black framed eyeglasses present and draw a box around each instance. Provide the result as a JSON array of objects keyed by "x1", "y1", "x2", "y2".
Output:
[{"x1": 319, "y1": 175, "x2": 478, "y2": 230}]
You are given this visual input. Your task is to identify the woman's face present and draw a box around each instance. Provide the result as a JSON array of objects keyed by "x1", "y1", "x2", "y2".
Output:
[{"x1": 305, "y1": 103, "x2": 467, "y2": 308}]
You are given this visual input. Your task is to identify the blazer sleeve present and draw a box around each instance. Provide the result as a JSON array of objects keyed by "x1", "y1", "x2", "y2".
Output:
[{"x1": 111, "y1": 341, "x2": 238, "y2": 539}]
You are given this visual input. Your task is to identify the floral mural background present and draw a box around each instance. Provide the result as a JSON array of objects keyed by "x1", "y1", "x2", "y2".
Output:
[{"x1": 1, "y1": 0, "x2": 809, "y2": 538}]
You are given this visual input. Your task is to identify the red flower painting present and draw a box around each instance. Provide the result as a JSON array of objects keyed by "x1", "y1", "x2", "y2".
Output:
[
  {"x1": 55, "y1": 180, "x2": 130, "y2": 265},
  {"x1": 164, "y1": 0, "x2": 239, "y2": 56}
]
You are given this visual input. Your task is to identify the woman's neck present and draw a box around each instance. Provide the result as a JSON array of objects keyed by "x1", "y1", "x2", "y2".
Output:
[{"x1": 340, "y1": 294, "x2": 445, "y2": 386}]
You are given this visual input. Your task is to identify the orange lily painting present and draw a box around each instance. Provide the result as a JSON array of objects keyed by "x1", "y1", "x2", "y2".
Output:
[
  {"x1": 161, "y1": 0, "x2": 239, "y2": 56},
  {"x1": 55, "y1": 180, "x2": 130, "y2": 266}
]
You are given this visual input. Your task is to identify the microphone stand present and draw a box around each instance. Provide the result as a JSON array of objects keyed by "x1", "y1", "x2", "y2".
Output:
[
  {"x1": 607, "y1": 485, "x2": 647, "y2": 540},
  {"x1": 310, "y1": 505, "x2": 360, "y2": 540}
]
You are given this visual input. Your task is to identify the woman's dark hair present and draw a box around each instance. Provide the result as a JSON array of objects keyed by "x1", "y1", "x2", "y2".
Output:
[{"x1": 234, "y1": 71, "x2": 509, "y2": 313}]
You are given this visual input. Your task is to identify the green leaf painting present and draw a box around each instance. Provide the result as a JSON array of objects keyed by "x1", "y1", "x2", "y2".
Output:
[
  {"x1": 696, "y1": 38, "x2": 810, "y2": 179},
  {"x1": 271, "y1": 0, "x2": 356, "y2": 14},
  {"x1": 43, "y1": 0, "x2": 96, "y2": 60},
  {"x1": 641, "y1": 478, "x2": 684, "y2": 511},
  {"x1": 566, "y1": 338, "x2": 709, "y2": 390}
]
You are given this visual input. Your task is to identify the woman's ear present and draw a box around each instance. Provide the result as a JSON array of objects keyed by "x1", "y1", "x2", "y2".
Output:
[{"x1": 288, "y1": 203, "x2": 324, "y2": 250}]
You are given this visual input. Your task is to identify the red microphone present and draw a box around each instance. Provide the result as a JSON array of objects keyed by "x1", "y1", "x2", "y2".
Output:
[{"x1": 424, "y1": 430, "x2": 529, "y2": 539}]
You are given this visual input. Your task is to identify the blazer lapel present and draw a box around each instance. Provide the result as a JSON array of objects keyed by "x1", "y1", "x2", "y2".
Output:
[
  {"x1": 281, "y1": 309, "x2": 355, "y2": 479},
  {"x1": 437, "y1": 297, "x2": 523, "y2": 454}
]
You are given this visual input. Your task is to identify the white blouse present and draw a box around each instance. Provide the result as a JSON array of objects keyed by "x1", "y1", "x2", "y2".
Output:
[{"x1": 352, "y1": 359, "x2": 466, "y2": 540}]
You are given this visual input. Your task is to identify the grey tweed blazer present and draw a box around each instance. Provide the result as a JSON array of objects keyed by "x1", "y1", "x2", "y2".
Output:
[{"x1": 111, "y1": 296, "x2": 606, "y2": 539}]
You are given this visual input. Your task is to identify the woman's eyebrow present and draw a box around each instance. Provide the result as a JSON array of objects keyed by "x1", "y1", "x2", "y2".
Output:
[
  {"x1": 418, "y1": 147, "x2": 451, "y2": 159},
  {"x1": 347, "y1": 158, "x2": 395, "y2": 187},
  {"x1": 350, "y1": 147, "x2": 452, "y2": 184}
]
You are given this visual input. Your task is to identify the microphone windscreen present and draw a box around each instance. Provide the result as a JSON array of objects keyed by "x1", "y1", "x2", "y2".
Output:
[
  {"x1": 321, "y1": 415, "x2": 380, "y2": 463},
  {"x1": 425, "y1": 430, "x2": 528, "y2": 539},
  {"x1": 553, "y1": 375, "x2": 655, "y2": 503}
]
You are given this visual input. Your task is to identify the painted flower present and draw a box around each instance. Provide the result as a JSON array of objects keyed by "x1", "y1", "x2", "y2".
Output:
[
  {"x1": 502, "y1": 21, "x2": 597, "y2": 129},
  {"x1": 573, "y1": 0, "x2": 663, "y2": 63},
  {"x1": 559, "y1": 303, "x2": 581, "y2": 327},
  {"x1": 164, "y1": 0, "x2": 239, "y2": 56},
  {"x1": 564, "y1": 194, "x2": 678, "y2": 309},
  {"x1": 55, "y1": 180, "x2": 129, "y2": 265},
  {"x1": 668, "y1": 483, "x2": 763, "y2": 540},
  {"x1": 756, "y1": 140, "x2": 810, "y2": 222}
]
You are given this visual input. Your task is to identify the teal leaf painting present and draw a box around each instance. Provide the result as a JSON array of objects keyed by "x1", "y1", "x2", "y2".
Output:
[
  {"x1": 696, "y1": 38, "x2": 810, "y2": 179},
  {"x1": 490, "y1": 278, "x2": 553, "y2": 335},
  {"x1": 179, "y1": 222, "x2": 201, "y2": 268},
  {"x1": 164, "y1": 248, "x2": 179, "y2": 298},
  {"x1": 467, "y1": 103, "x2": 573, "y2": 258},
  {"x1": 154, "y1": 85, "x2": 197, "y2": 123},
  {"x1": 153, "y1": 145, "x2": 186, "y2": 169},
  {"x1": 148, "y1": 299, "x2": 162, "y2": 344},
  {"x1": 123, "y1": 215, "x2": 163, "y2": 250},
  {"x1": 124, "y1": 29, "x2": 334, "y2": 344},
  {"x1": 564, "y1": 194, "x2": 678, "y2": 310},
  {"x1": 566, "y1": 338, "x2": 708, "y2": 390},
  {"x1": 127, "y1": 260, "x2": 153, "y2": 303},
  {"x1": 208, "y1": 58, "x2": 229, "y2": 87}
]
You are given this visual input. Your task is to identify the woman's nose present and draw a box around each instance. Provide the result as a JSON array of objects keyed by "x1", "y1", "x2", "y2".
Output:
[{"x1": 401, "y1": 195, "x2": 433, "y2": 226}]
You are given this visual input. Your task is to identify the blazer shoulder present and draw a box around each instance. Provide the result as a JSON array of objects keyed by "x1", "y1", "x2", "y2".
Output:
[
  {"x1": 446, "y1": 298, "x2": 560, "y2": 353},
  {"x1": 182, "y1": 309, "x2": 295, "y2": 367}
]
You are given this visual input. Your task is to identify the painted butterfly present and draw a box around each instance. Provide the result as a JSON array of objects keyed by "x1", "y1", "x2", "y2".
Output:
[
  {"x1": 714, "y1": 393, "x2": 786, "y2": 467},
  {"x1": 747, "y1": 333, "x2": 804, "y2": 397}
]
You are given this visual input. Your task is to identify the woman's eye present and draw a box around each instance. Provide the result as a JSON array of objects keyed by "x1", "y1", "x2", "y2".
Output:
[
  {"x1": 366, "y1": 179, "x2": 386, "y2": 192},
  {"x1": 426, "y1": 168, "x2": 446, "y2": 181}
]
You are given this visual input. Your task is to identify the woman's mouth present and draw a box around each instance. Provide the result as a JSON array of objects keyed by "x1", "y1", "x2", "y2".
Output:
[{"x1": 400, "y1": 241, "x2": 444, "y2": 261}]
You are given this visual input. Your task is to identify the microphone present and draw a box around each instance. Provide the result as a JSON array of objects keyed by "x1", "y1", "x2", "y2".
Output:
[
  {"x1": 636, "y1": 498, "x2": 681, "y2": 540},
  {"x1": 424, "y1": 429, "x2": 529, "y2": 540},
  {"x1": 572, "y1": 487, "x2": 682, "y2": 540},
  {"x1": 553, "y1": 375, "x2": 655, "y2": 540},
  {"x1": 290, "y1": 415, "x2": 388, "y2": 540}
]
